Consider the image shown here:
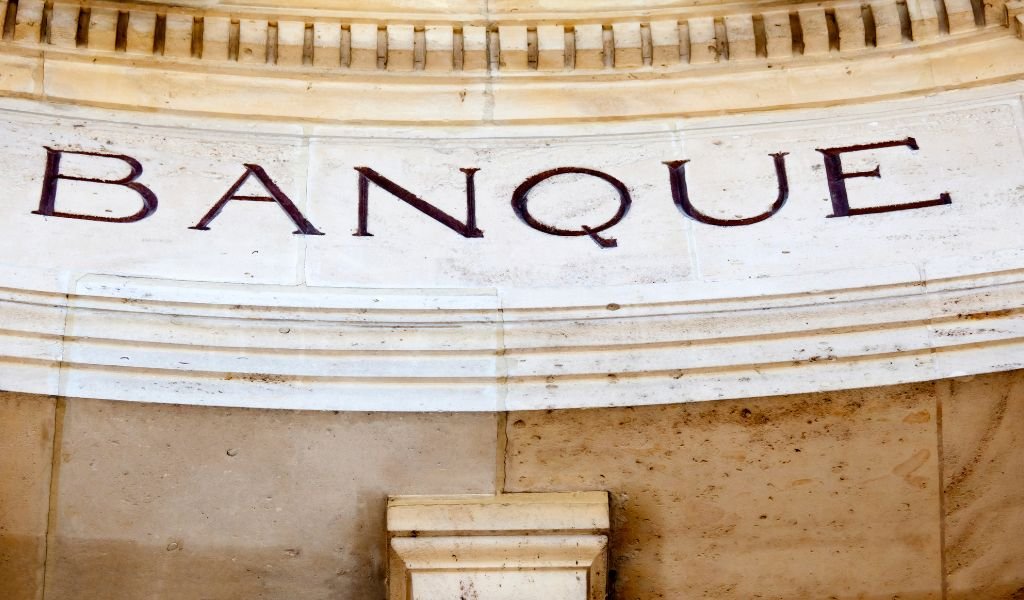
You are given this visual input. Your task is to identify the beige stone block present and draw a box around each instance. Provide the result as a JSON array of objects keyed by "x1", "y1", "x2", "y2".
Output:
[
  {"x1": 462, "y1": 25, "x2": 488, "y2": 71},
  {"x1": 907, "y1": 0, "x2": 940, "y2": 41},
  {"x1": 763, "y1": 11, "x2": 792, "y2": 58},
  {"x1": 125, "y1": 11, "x2": 157, "y2": 55},
  {"x1": 391, "y1": 536, "x2": 606, "y2": 599},
  {"x1": 1017, "y1": 13, "x2": 1024, "y2": 37},
  {"x1": 574, "y1": 23, "x2": 604, "y2": 69},
  {"x1": 0, "y1": 392, "x2": 55, "y2": 600},
  {"x1": 649, "y1": 20, "x2": 680, "y2": 66},
  {"x1": 0, "y1": 46, "x2": 42, "y2": 96},
  {"x1": 1007, "y1": 0, "x2": 1024, "y2": 28},
  {"x1": 162, "y1": 13, "x2": 193, "y2": 59},
  {"x1": 32, "y1": 52, "x2": 450, "y2": 120},
  {"x1": 312, "y1": 22, "x2": 341, "y2": 67},
  {"x1": 388, "y1": 493, "x2": 609, "y2": 600},
  {"x1": 987, "y1": 0, "x2": 1009, "y2": 25},
  {"x1": 498, "y1": 25, "x2": 527, "y2": 70},
  {"x1": 724, "y1": 14, "x2": 756, "y2": 61},
  {"x1": 201, "y1": 15, "x2": 229, "y2": 61},
  {"x1": 930, "y1": 32, "x2": 1024, "y2": 83},
  {"x1": 688, "y1": 17, "x2": 718, "y2": 64},
  {"x1": 87, "y1": 7, "x2": 117, "y2": 52},
  {"x1": 799, "y1": 8, "x2": 830, "y2": 56},
  {"x1": 12, "y1": 0, "x2": 43, "y2": 44},
  {"x1": 536, "y1": 24, "x2": 564, "y2": 71},
  {"x1": 424, "y1": 25, "x2": 453, "y2": 71},
  {"x1": 612, "y1": 22, "x2": 642, "y2": 68},
  {"x1": 386, "y1": 24, "x2": 414, "y2": 71},
  {"x1": 276, "y1": 20, "x2": 305, "y2": 66},
  {"x1": 49, "y1": 3, "x2": 80, "y2": 49},
  {"x1": 389, "y1": 493, "x2": 610, "y2": 534},
  {"x1": 506, "y1": 383, "x2": 944, "y2": 600},
  {"x1": 238, "y1": 19, "x2": 267, "y2": 64},
  {"x1": 350, "y1": 23, "x2": 379, "y2": 70},
  {"x1": 835, "y1": 5, "x2": 867, "y2": 51},
  {"x1": 872, "y1": 1, "x2": 904, "y2": 47},
  {"x1": 941, "y1": 372, "x2": 1024, "y2": 600},
  {"x1": 945, "y1": 0, "x2": 977, "y2": 32},
  {"x1": 43, "y1": 398, "x2": 496, "y2": 599}
]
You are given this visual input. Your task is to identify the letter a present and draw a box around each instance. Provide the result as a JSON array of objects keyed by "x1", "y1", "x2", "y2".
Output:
[{"x1": 191, "y1": 164, "x2": 323, "y2": 235}]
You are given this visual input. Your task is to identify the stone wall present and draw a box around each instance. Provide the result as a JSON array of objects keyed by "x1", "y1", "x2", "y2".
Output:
[{"x1": 1, "y1": 371, "x2": 1021, "y2": 599}]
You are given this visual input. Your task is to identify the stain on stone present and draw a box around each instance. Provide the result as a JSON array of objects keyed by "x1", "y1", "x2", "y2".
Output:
[
  {"x1": 223, "y1": 373, "x2": 289, "y2": 384},
  {"x1": 505, "y1": 381, "x2": 944, "y2": 599},
  {"x1": 892, "y1": 449, "x2": 931, "y2": 488},
  {"x1": 0, "y1": 393, "x2": 55, "y2": 600},
  {"x1": 41, "y1": 398, "x2": 497, "y2": 599},
  {"x1": 0, "y1": 534, "x2": 46, "y2": 600},
  {"x1": 941, "y1": 372, "x2": 1024, "y2": 599}
]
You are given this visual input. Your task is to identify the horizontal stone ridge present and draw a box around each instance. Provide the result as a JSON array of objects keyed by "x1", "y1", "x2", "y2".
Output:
[
  {"x1": 1, "y1": 266, "x2": 1022, "y2": 411},
  {"x1": 387, "y1": 492, "x2": 610, "y2": 534},
  {"x1": 0, "y1": 0, "x2": 1009, "y2": 74}
]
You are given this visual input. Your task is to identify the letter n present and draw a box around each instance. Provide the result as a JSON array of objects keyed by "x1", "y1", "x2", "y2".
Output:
[{"x1": 353, "y1": 167, "x2": 483, "y2": 238}]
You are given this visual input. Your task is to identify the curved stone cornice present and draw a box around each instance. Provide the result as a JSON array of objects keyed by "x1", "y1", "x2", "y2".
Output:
[
  {"x1": 0, "y1": 81, "x2": 1021, "y2": 411},
  {"x1": 2, "y1": 260, "x2": 1022, "y2": 411},
  {"x1": 1, "y1": 0, "x2": 1024, "y2": 123}
]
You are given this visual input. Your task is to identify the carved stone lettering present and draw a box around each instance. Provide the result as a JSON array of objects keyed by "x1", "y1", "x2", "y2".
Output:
[
  {"x1": 191, "y1": 164, "x2": 323, "y2": 235},
  {"x1": 34, "y1": 147, "x2": 158, "y2": 223},
  {"x1": 353, "y1": 167, "x2": 483, "y2": 238},
  {"x1": 664, "y1": 153, "x2": 790, "y2": 226},
  {"x1": 31, "y1": 137, "x2": 957, "y2": 243},
  {"x1": 511, "y1": 167, "x2": 631, "y2": 248},
  {"x1": 816, "y1": 138, "x2": 952, "y2": 217}
]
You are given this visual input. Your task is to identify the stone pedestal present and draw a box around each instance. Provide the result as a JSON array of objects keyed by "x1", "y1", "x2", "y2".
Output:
[{"x1": 387, "y1": 492, "x2": 609, "y2": 600}]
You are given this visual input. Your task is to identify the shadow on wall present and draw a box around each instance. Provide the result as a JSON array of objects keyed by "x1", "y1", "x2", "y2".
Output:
[
  {"x1": 504, "y1": 373, "x2": 1024, "y2": 600},
  {"x1": 2, "y1": 371, "x2": 1023, "y2": 599}
]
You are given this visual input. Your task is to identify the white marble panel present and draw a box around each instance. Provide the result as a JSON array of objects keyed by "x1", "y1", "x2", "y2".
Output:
[
  {"x1": 304, "y1": 131, "x2": 691, "y2": 289},
  {"x1": 0, "y1": 109, "x2": 307, "y2": 286},
  {"x1": 0, "y1": 88, "x2": 1020, "y2": 411},
  {"x1": 683, "y1": 102, "x2": 1024, "y2": 282}
]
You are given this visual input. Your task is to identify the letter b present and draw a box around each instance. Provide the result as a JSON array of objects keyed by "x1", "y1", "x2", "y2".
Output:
[{"x1": 35, "y1": 147, "x2": 158, "y2": 223}]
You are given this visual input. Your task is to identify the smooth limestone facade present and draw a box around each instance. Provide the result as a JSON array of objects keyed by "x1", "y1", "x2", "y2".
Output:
[
  {"x1": 2, "y1": 374, "x2": 1024, "y2": 598},
  {"x1": 0, "y1": 0, "x2": 1023, "y2": 597}
]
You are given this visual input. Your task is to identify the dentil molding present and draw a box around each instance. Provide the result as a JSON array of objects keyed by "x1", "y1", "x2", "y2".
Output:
[{"x1": 3, "y1": 0, "x2": 1024, "y2": 122}]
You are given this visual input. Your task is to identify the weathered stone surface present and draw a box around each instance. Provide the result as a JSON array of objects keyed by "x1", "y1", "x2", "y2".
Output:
[
  {"x1": 942, "y1": 371, "x2": 1024, "y2": 599},
  {"x1": 387, "y1": 493, "x2": 609, "y2": 600},
  {"x1": 505, "y1": 384, "x2": 944, "y2": 599},
  {"x1": 0, "y1": 392, "x2": 55, "y2": 600},
  {"x1": 44, "y1": 399, "x2": 496, "y2": 599}
]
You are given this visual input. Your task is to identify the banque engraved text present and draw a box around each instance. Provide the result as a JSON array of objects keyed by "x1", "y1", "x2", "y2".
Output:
[{"x1": 32, "y1": 138, "x2": 952, "y2": 247}]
